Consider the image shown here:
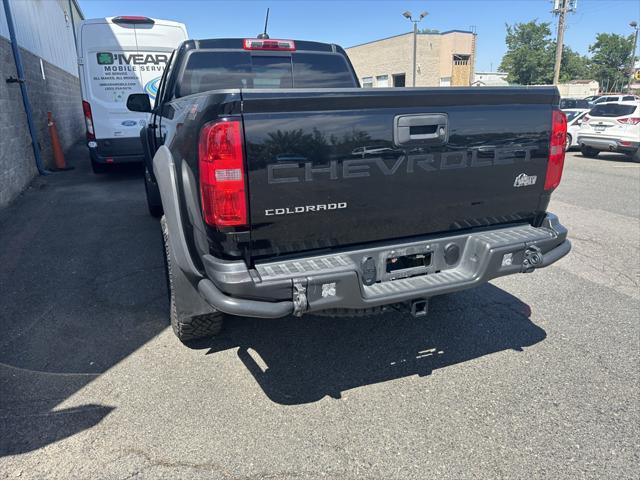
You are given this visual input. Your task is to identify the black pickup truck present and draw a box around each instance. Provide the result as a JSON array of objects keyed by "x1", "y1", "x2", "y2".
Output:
[{"x1": 127, "y1": 37, "x2": 571, "y2": 343}]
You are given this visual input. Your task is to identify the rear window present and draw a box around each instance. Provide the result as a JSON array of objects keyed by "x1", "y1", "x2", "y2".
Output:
[
  {"x1": 560, "y1": 99, "x2": 589, "y2": 109},
  {"x1": 177, "y1": 51, "x2": 356, "y2": 97},
  {"x1": 589, "y1": 104, "x2": 637, "y2": 117}
]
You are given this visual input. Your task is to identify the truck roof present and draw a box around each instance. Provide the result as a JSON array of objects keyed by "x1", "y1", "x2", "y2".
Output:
[{"x1": 184, "y1": 38, "x2": 343, "y2": 53}]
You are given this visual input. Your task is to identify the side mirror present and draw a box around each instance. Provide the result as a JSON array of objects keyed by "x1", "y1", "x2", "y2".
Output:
[{"x1": 126, "y1": 93, "x2": 152, "y2": 113}]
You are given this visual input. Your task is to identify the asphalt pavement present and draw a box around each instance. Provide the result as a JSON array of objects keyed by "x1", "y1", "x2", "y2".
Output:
[{"x1": 0, "y1": 145, "x2": 638, "y2": 479}]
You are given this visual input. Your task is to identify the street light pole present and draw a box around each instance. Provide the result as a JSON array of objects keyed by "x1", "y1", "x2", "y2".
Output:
[
  {"x1": 627, "y1": 21, "x2": 639, "y2": 93},
  {"x1": 403, "y1": 11, "x2": 428, "y2": 87}
]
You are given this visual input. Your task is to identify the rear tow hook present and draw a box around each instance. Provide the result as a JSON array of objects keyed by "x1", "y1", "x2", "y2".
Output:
[
  {"x1": 292, "y1": 282, "x2": 308, "y2": 317},
  {"x1": 522, "y1": 245, "x2": 543, "y2": 273}
]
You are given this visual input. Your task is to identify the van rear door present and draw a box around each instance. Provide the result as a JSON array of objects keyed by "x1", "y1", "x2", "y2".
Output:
[{"x1": 80, "y1": 17, "x2": 186, "y2": 142}]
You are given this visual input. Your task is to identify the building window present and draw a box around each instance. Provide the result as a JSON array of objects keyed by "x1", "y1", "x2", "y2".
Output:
[
  {"x1": 362, "y1": 76, "x2": 373, "y2": 88},
  {"x1": 376, "y1": 75, "x2": 389, "y2": 88},
  {"x1": 440, "y1": 77, "x2": 451, "y2": 87},
  {"x1": 453, "y1": 54, "x2": 470, "y2": 66},
  {"x1": 392, "y1": 73, "x2": 406, "y2": 87}
]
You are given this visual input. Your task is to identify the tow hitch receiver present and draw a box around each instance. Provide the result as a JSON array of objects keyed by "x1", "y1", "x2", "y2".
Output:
[{"x1": 410, "y1": 299, "x2": 429, "y2": 318}]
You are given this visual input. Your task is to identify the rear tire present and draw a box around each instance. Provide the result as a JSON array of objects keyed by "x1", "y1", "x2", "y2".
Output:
[
  {"x1": 144, "y1": 169, "x2": 163, "y2": 218},
  {"x1": 631, "y1": 149, "x2": 640, "y2": 163},
  {"x1": 91, "y1": 158, "x2": 108, "y2": 174},
  {"x1": 161, "y1": 216, "x2": 223, "y2": 342},
  {"x1": 580, "y1": 145, "x2": 599, "y2": 158},
  {"x1": 565, "y1": 134, "x2": 572, "y2": 151}
]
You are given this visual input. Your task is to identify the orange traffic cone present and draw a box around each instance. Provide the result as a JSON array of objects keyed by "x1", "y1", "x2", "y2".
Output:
[{"x1": 47, "y1": 112, "x2": 73, "y2": 171}]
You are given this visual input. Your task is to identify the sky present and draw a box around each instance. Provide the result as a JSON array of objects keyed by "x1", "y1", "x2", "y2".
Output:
[{"x1": 79, "y1": 0, "x2": 640, "y2": 72}]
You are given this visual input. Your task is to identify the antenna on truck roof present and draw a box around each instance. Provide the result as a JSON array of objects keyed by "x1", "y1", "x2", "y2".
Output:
[{"x1": 257, "y1": 8, "x2": 270, "y2": 39}]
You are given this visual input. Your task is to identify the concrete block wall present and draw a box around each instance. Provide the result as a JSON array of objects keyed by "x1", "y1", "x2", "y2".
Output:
[{"x1": 0, "y1": 35, "x2": 84, "y2": 207}]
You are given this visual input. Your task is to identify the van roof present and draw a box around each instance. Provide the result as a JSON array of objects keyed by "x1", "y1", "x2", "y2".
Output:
[{"x1": 81, "y1": 17, "x2": 186, "y2": 28}]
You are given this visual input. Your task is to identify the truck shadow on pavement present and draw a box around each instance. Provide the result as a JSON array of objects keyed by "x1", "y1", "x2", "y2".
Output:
[
  {"x1": 0, "y1": 146, "x2": 168, "y2": 457},
  {"x1": 193, "y1": 284, "x2": 546, "y2": 405}
]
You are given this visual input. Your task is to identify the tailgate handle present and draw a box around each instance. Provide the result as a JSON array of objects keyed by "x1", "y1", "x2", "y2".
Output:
[{"x1": 394, "y1": 114, "x2": 448, "y2": 147}]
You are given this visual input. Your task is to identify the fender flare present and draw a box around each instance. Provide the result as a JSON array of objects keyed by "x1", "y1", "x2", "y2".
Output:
[{"x1": 153, "y1": 146, "x2": 202, "y2": 279}]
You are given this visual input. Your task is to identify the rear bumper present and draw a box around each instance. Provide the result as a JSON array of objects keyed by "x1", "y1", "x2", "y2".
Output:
[
  {"x1": 153, "y1": 145, "x2": 570, "y2": 319},
  {"x1": 578, "y1": 136, "x2": 639, "y2": 154},
  {"x1": 198, "y1": 215, "x2": 570, "y2": 318},
  {"x1": 88, "y1": 137, "x2": 144, "y2": 164}
]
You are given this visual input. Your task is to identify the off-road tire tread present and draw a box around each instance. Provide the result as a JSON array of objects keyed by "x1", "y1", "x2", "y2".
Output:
[{"x1": 161, "y1": 216, "x2": 223, "y2": 342}]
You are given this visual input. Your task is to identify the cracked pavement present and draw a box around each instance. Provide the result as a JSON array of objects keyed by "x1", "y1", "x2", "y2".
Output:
[{"x1": 0, "y1": 147, "x2": 638, "y2": 479}]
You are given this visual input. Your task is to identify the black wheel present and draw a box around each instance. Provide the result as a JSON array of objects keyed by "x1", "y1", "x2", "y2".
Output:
[
  {"x1": 631, "y1": 149, "x2": 640, "y2": 163},
  {"x1": 91, "y1": 158, "x2": 108, "y2": 174},
  {"x1": 565, "y1": 134, "x2": 572, "y2": 151},
  {"x1": 161, "y1": 216, "x2": 223, "y2": 342},
  {"x1": 580, "y1": 145, "x2": 599, "y2": 158},
  {"x1": 144, "y1": 169, "x2": 163, "y2": 218}
]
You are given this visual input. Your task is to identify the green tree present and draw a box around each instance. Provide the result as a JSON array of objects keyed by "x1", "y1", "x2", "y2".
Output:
[
  {"x1": 588, "y1": 33, "x2": 635, "y2": 91},
  {"x1": 499, "y1": 20, "x2": 555, "y2": 84},
  {"x1": 558, "y1": 45, "x2": 590, "y2": 82}
]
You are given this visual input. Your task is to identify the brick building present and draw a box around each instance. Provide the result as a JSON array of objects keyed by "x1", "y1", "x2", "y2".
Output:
[
  {"x1": 0, "y1": 0, "x2": 85, "y2": 206},
  {"x1": 346, "y1": 30, "x2": 477, "y2": 88}
]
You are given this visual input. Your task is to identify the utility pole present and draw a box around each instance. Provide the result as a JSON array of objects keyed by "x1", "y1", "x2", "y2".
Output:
[
  {"x1": 552, "y1": 0, "x2": 576, "y2": 85},
  {"x1": 552, "y1": 0, "x2": 568, "y2": 85},
  {"x1": 403, "y1": 10, "x2": 428, "y2": 87}
]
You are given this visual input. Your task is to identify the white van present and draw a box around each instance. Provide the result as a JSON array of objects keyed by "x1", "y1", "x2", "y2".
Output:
[{"x1": 78, "y1": 16, "x2": 187, "y2": 173}]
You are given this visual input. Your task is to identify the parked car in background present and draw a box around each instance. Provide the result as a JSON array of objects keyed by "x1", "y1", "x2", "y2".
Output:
[
  {"x1": 593, "y1": 94, "x2": 639, "y2": 105},
  {"x1": 565, "y1": 109, "x2": 589, "y2": 151},
  {"x1": 560, "y1": 98, "x2": 589, "y2": 110},
  {"x1": 78, "y1": 16, "x2": 188, "y2": 173},
  {"x1": 578, "y1": 102, "x2": 640, "y2": 161}
]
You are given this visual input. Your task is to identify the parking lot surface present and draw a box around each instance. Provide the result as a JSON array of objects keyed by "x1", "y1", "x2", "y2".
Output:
[{"x1": 0, "y1": 147, "x2": 638, "y2": 479}]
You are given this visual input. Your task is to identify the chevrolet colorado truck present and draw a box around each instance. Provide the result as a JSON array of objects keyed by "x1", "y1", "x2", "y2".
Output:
[{"x1": 126, "y1": 37, "x2": 571, "y2": 343}]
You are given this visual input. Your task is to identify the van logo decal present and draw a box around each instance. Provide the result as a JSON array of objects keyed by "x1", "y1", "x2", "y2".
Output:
[
  {"x1": 513, "y1": 173, "x2": 537, "y2": 187},
  {"x1": 144, "y1": 77, "x2": 161, "y2": 99},
  {"x1": 121, "y1": 120, "x2": 137, "y2": 127},
  {"x1": 97, "y1": 52, "x2": 114, "y2": 65}
]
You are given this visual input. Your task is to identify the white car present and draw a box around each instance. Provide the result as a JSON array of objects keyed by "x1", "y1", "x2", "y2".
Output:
[
  {"x1": 563, "y1": 109, "x2": 589, "y2": 151},
  {"x1": 592, "y1": 94, "x2": 639, "y2": 105},
  {"x1": 578, "y1": 102, "x2": 640, "y2": 161}
]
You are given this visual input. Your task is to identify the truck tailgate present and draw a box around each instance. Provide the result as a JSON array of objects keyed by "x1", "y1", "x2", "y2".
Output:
[{"x1": 241, "y1": 87, "x2": 558, "y2": 259}]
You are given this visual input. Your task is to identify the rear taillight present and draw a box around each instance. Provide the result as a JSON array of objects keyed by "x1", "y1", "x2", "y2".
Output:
[
  {"x1": 545, "y1": 110, "x2": 567, "y2": 191},
  {"x1": 243, "y1": 38, "x2": 296, "y2": 51},
  {"x1": 582, "y1": 115, "x2": 590, "y2": 124},
  {"x1": 617, "y1": 117, "x2": 640, "y2": 125},
  {"x1": 198, "y1": 120, "x2": 247, "y2": 227},
  {"x1": 82, "y1": 100, "x2": 95, "y2": 140}
]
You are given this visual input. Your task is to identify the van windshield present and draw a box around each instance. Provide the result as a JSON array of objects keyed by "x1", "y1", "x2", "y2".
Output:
[{"x1": 177, "y1": 51, "x2": 356, "y2": 97}]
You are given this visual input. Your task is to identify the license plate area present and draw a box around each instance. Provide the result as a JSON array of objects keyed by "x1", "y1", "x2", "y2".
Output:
[
  {"x1": 594, "y1": 125, "x2": 605, "y2": 132},
  {"x1": 386, "y1": 252, "x2": 432, "y2": 273}
]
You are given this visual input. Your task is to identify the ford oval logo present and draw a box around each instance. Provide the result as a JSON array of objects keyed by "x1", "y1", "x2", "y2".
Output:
[
  {"x1": 121, "y1": 120, "x2": 137, "y2": 127},
  {"x1": 144, "y1": 76, "x2": 161, "y2": 99}
]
